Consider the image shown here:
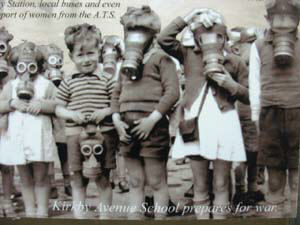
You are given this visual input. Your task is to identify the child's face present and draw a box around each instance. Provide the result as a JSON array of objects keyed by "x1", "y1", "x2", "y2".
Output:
[{"x1": 71, "y1": 44, "x2": 100, "y2": 74}]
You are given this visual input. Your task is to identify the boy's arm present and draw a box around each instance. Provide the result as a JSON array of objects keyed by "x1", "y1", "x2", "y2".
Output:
[
  {"x1": 90, "y1": 75, "x2": 116, "y2": 123},
  {"x1": 0, "y1": 81, "x2": 14, "y2": 113},
  {"x1": 157, "y1": 17, "x2": 187, "y2": 64},
  {"x1": 230, "y1": 58, "x2": 250, "y2": 105},
  {"x1": 33, "y1": 82, "x2": 57, "y2": 114},
  {"x1": 156, "y1": 55, "x2": 180, "y2": 115},
  {"x1": 111, "y1": 74, "x2": 122, "y2": 114},
  {"x1": 249, "y1": 42, "x2": 261, "y2": 123}
]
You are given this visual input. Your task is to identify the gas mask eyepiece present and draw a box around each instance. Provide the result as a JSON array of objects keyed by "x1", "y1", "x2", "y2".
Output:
[{"x1": 0, "y1": 41, "x2": 8, "y2": 55}]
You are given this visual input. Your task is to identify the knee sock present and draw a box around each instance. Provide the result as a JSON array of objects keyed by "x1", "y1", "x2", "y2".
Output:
[
  {"x1": 20, "y1": 185, "x2": 36, "y2": 217},
  {"x1": 35, "y1": 185, "x2": 50, "y2": 218}
]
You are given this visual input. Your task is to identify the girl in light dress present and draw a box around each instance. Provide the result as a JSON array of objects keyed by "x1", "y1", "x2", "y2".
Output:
[{"x1": 0, "y1": 41, "x2": 57, "y2": 217}]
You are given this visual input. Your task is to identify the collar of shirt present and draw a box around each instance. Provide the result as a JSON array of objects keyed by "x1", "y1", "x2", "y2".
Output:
[{"x1": 72, "y1": 64, "x2": 111, "y2": 80}]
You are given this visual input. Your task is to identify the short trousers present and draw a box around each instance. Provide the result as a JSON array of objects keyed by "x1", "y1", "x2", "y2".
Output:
[
  {"x1": 67, "y1": 129, "x2": 117, "y2": 172},
  {"x1": 240, "y1": 119, "x2": 258, "y2": 152},
  {"x1": 119, "y1": 111, "x2": 170, "y2": 159},
  {"x1": 258, "y1": 107, "x2": 300, "y2": 169}
]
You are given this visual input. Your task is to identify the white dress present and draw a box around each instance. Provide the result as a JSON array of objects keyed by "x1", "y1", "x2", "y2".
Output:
[
  {"x1": 172, "y1": 83, "x2": 246, "y2": 162},
  {"x1": 0, "y1": 76, "x2": 57, "y2": 165}
]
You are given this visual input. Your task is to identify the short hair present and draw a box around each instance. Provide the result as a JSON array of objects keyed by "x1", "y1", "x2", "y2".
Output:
[{"x1": 64, "y1": 23, "x2": 102, "y2": 53}]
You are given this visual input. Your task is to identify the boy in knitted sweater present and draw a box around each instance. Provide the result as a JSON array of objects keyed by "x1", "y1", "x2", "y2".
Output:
[{"x1": 111, "y1": 6, "x2": 180, "y2": 219}]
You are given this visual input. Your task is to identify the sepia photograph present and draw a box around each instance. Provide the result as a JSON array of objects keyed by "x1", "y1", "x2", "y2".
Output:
[{"x1": 0, "y1": 0, "x2": 299, "y2": 224}]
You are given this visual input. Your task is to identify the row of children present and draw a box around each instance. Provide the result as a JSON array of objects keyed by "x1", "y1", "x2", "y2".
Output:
[{"x1": 0, "y1": 0, "x2": 298, "y2": 220}]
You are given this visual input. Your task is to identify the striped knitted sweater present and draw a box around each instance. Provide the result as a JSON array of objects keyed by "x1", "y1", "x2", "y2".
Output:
[{"x1": 56, "y1": 65, "x2": 115, "y2": 134}]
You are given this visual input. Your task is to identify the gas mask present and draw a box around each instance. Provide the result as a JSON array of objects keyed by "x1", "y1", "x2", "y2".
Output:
[
  {"x1": 45, "y1": 54, "x2": 63, "y2": 87},
  {"x1": 16, "y1": 61, "x2": 37, "y2": 100},
  {"x1": 191, "y1": 23, "x2": 227, "y2": 77},
  {"x1": 266, "y1": 0, "x2": 300, "y2": 66},
  {"x1": 101, "y1": 36, "x2": 124, "y2": 76},
  {"x1": 16, "y1": 80, "x2": 34, "y2": 100},
  {"x1": 0, "y1": 41, "x2": 9, "y2": 79},
  {"x1": 79, "y1": 121, "x2": 105, "y2": 179},
  {"x1": 102, "y1": 43, "x2": 119, "y2": 75},
  {"x1": 121, "y1": 28, "x2": 154, "y2": 81},
  {"x1": 120, "y1": 6, "x2": 161, "y2": 81}
]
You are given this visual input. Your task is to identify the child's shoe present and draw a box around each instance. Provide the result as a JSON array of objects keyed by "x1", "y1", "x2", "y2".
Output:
[
  {"x1": 118, "y1": 179, "x2": 129, "y2": 193},
  {"x1": 2, "y1": 199, "x2": 17, "y2": 217},
  {"x1": 64, "y1": 185, "x2": 72, "y2": 197},
  {"x1": 50, "y1": 187, "x2": 59, "y2": 199},
  {"x1": 184, "y1": 184, "x2": 194, "y2": 198}
]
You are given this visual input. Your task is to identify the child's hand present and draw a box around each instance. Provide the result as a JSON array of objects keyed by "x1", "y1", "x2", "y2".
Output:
[
  {"x1": 70, "y1": 111, "x2": 86, "y2": 125},
  {"x1": 27, "y1": 100, "x2": 42, "y2": 115},
  {"x1": 10, "y1": 99, "x2": 28, "y2": 113},
  {"x1": 112, "y1": 113, "x2": 131, "y2": 144},
  {"x1": 132, "y1": 111, "x2": 163, "y2": 140},
  {"x1": 209, "y1": 68, "x2": 238, "y2": 93},
  {"x1": 90, "y1": 109, "x2": 106, "y2": 124}
]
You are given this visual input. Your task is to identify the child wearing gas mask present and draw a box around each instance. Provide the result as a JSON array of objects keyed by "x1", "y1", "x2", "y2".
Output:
[
  {"x1": 111, "y1": 6, "x2": 180, "y2": 219},
  {"x1": 100, "y1": 35, "x2": 129, "y2": 193},
  {"x1": 39, "y1": 44, "x2": 72, "y2": 198},
  {"x1": 158, "y1": 9, "x2": 249, "y2": 219},
  {"x1": 55, "y1": 24, "x2": 117, "y2": 219},
  {"x1": 249, "y1": 0, "x2": 300, "y2": 217},
  {"x1": 0, "y1": 26, "x2": 19, "y2": 217},
  {"x1": 228, "y1": 27, "x2": 265, "y2": 207},
  {"x1": 0, "y1": 41, "x2": 57, "y2": 218}
]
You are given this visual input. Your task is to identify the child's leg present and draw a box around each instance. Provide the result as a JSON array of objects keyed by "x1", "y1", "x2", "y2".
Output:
[
  {"x1": 213, "y1": 159, "x2": 231, "y2": 219},
  {"x1": 234, "y1": 162, "x2": 246, "y2": 193},
  {"x1": 144, "y1": 157, "x2": 168, "y2": 220},
  {"x1": 33, "y1": 162, "x2": 50, "y2": 218},
  {"x1": 95, "y1": 169, "x2": 112, "y2": 219},
  {"x1": 71, "y1": 171, "x2": 89, "y2": 218},
  {"x1": 247, "y1": 152, "x2": 258, "y2": 192},
  {"x1": 189, "y1": 157, "x2": 210, "y2": 219},
  {"x1": 1, "y1": 165, "x2": 16, "y2": 216},
  {"x1": 124, "y1": 156, "x2": 145, "y2": 219},
  {"x1": 48, "y1": 162, "x2": 58, "y2": 199},
  {"x1": 57, "y1": 143, "x2": 71, "y2": 192},
  {"x1": 265, "y1": 167, "x2": 286, "y2": 218},
  {"x1": 1, "y1": 165, "x2": 13, "y2": 200},
  {"x1": 117, "y1": 154, "x2": 129, "y2": 192},
  {"x1": 288, "y1": 168, "x2": 298, "y2": 217},
  {"x1": 17, "y1": 164, "x2": 36, "y2": 217}
]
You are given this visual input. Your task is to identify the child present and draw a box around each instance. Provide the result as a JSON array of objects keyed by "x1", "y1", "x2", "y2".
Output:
[
  {"x1": 100, "y1": 35, "x2": 129, "y2": 193},
  {"x1": 0, "y1": 26, "x2": 18, "y2": 217},
  {"x1": 0, "y1": 41, "x2": 57, "y2": 218},
  {"x1": 39, "y1": 44, "x2": 72, "y2": 198},
  {"x1": 111, "y1": 6, "x2": 180, "y2": 219},
  {"x1": 55, "y1": 23, "x2": 117, "y2": 219},
  {"x1": 158, "y1": 9, "x2": 249, "y2": 219},
  {"x1": 249, "y1": 0, "x2": 300, "y2": 217},
  {"x1": 228, "y1": 27, "x2": 265, "y2": 207}
]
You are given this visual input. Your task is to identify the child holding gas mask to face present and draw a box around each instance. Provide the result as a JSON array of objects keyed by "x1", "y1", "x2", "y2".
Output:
[
  {"x1": 158, "y1": 9, "x2": 249, "y2": 219},
  {"x1": 0, "y1": 41, "x2": 57, "y2": 218}
]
